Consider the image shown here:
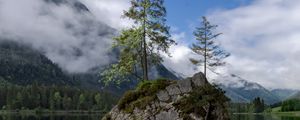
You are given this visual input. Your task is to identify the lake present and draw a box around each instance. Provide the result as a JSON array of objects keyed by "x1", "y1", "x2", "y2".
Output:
[
  {"x1": 231, "y1": 114, "x2": 300, "y2": 120},
  {"x1": 0, "y1": 114, "x2": 104, "y2": 120},
  {"x1": 1, "y1": 113, "x2": 300, "y2": 120}
]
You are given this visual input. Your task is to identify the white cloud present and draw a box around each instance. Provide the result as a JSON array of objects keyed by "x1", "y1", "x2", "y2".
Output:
[
  {"x1": 206, "y1": 0, "x2": 300, "y2": 89},
  {"x1": 79, "y1": 0, "x2": 131, "y2": 29},
  {"x1": 163, "y1": 0, "x2": 300, "y2": 89},
  {"x1": 0, "y1": 0, "x2": 126, "y2": 73},
  {"x1": 162, "y1": 31, "x2": 205, "y2": 78}
]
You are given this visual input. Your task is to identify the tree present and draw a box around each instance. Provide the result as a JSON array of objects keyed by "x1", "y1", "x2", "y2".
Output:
[
  {"x1": 190, "y1": 16, "x2": 230, "y2": 77},
  {"x1": 6, "y1": 86, "x2": 14, "y2": 110},
  {"x1": 40, "y1": 86, "x2": 48, "y2": 109},
  {"x1": 174, "y1": 84, "x2": 229, "y2": 120},
  {"x1": 94, "y1": 93, "x2": 102, "y2": 110},
  {"x1": 252, "y1": 97, "x2": 265, "y2": 113},
  {"x1": 53, "y1": 92, "x2": 62, "y2": 110},
  {"x1": 198, "y1": 85, "x2": 230, "y2": 120},
  {"x1": 49, "y1": 90, "x2": 55, "y2": 110},
  {"x1": 102, "y1": 0, "x2": 175, "y2": 83},
  {"x1": 15, "y1": 92, "x2": 23, "y2": 109},
  {"x1": 62, "y1": 94, "x2": 72, "y2": 110},
  {"x1": 78, "y1": 93, "x2": 85, "y2": 110}
]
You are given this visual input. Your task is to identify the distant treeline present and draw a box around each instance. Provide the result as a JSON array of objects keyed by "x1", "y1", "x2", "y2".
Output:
[
  {"x1": 0, "y1": 81, "x2": 118, "y2": 112},
  {"x1": 281, "y1": 99, "x2": 300, "y2": 112},
  {"x1": 230, "y1": 97, "x2": 266, "y2": 113}
]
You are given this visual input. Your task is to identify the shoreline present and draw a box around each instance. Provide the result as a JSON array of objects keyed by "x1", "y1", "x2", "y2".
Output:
[
  {"x1": 233, "y1": 111, "x2": 300, "y2": 117},
  {"x1": 0, "y1": 110, "x2": 106, "y2": 115}
]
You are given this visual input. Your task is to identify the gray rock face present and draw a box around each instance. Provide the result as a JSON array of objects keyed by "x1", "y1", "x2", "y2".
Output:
[
  {"x1": 102, "y1": 72, "x2": 228, "y2": 120},
  {"x1": 157, "y1": 90, "x2": 170, "y2": 102},
  {"x1": 166, "y1": 84, "x2": 181, "y2": 95},
  {"x1": 155, "y1": 108, "x2": 180, "y2": 120},
  {"x1": 191, "y1": 72, "x2": 208, "y2": 87},
  {"x1": 177, "y1": 78, "x2": 192, "y2": 93}
]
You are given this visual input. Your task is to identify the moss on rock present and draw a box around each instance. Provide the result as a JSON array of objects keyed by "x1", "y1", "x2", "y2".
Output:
[{"x1": 117, "y1": 78, "x2": 174, "y2": 113}]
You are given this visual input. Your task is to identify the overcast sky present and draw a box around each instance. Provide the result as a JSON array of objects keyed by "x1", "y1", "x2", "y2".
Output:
[{"x1": 0, "y1": 0, "x2": 299, "y2": 89}]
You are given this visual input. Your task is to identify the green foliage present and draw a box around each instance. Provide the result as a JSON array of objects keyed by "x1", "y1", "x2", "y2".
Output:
[
  {"x1": 281, "y1": 99, "x2": 300, "y2": 112},
  {"x1": 0, "y1": 83, "x2": 118, "y2": 112},
  {"x1": 101, "y1": 28, "x2": 143, "y2": 85},
  {"x1": 229, "y1": 103, "x2": 253, "y2": 113},
  {"x1": 101, "y1": 0, "x2": 175, "y2": 83},
  {"x1": 117, "y1": 79, "x2": 172, "y2": 113},
  {"x1": 229, "y1": 97, "x2": 267, "y2": 113},
  {"x1": 174, "y1": 84, "x2": 229, "y2": 119},
  {"x1": 252, "y1": 97, "x2": 265, "y2": 113},
  {"x1": 190, "y1": 17, "x2": 230, "y2": 75}
]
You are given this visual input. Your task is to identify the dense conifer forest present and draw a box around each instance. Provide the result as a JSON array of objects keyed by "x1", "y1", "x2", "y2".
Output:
[{"x1": 0, "y1": 80, "x2": 117, "y2": 112}]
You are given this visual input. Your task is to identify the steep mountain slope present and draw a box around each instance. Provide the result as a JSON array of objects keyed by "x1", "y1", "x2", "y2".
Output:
[
  {"x1": 0, "y1": 40, "x2": 74, "y2": 85},
  {"x1": 213, "y1": 74, "x2": 280, "y2": 104},
  {"x1": 287, "y1": 91, "x2": 300, "y2": 99},
  {"x1": 271, "y1": 89, "x2": 299, "y2": 100},
  {"x1": 0, "y1": 40, "x2": 180, "y2": 94}
]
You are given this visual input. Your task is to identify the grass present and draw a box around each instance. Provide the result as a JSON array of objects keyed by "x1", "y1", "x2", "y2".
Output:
[
  {"x1": 117, "y1": 78, "x2": 174, "y2": 113},
  {"x1": 271, "y1": 106, "x2": 282, "y2": 112},
  {"x1": 271, "y1": 111, "x2": 300, "y2": 116}
]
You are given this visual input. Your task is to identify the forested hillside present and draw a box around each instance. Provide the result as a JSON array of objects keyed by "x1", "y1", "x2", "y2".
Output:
[{"x1": 0, "y1": 40, "x2": 75, "y2": 86}]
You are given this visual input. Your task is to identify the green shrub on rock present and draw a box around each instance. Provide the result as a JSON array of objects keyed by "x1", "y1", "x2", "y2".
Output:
[
  {"x1": 117, "y1": 78, "x2": 173, "y2": 113},
  {"x1": 174, "y1": 84, "x2": 230, "y2": 120}
]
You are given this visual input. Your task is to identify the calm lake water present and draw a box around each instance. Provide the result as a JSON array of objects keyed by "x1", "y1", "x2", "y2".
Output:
[
  {"x1": 0, "y1": 114, "x2": 103, "y2": 120},
  {"x1": 231, "y1": 114, "x2": 300, "y2": 120},
  {"x1": 0, "y1": 114, "x2": 299, "y2": 120}
]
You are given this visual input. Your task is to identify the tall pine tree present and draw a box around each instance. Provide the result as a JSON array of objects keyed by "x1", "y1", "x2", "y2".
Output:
[
  {"x1": 102, "y1": 0, "x2": 175, "y2": 84},
  {"x1": 190, "y1": 16, "x2": 230, "y2": 77}
]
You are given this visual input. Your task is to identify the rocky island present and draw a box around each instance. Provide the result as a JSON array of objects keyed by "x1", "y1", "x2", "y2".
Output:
[{"x1": 102, "y1": 72, "x2": 230, "y2": 120}]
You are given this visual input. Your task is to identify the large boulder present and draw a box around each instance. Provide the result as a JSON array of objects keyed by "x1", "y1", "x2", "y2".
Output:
[{"x1": 102, "y1": 72, "x2": 229, "y2": 120}]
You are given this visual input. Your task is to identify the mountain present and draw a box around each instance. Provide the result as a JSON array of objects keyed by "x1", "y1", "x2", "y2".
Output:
[
  {"x1": 0, "y1": 40, "x2": 75, "y2": 86},
  {"x1": 0, "y1": 40, "x2": 179, "y2": 94},
  {"x1": 213, "y1": 74, "x2": 281, "y2": 104},
  {"x1": 287, "y1": 91, "x2": 300, "y2": 100},
  {"x1": 271, "y1": 89, "x2": 299, "y2": 100},
  {"x1": 0, "y1": 0, "x2": 180, "y2": 94}
]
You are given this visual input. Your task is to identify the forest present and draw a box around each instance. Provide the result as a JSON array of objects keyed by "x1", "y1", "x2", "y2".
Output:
[
  {"x1": 230, "y1": 97, "x2": 266, "y2": 113},
  {"x1": 0, "y1": 80, "x2": 117, "y2": 112}
]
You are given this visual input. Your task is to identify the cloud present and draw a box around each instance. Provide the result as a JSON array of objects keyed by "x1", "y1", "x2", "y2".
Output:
[
  {"x1": 0, "y1": 0, "x2": 129, "y2": 73},
  {"x1": 163, "y1": 0, "x2": 300, "y2": 89},
  {"x1": 206, "y1": 0, "x2": 300, "y2": 89},
  {"x1": 162, "y1": 31, "x2": 225, "y2": 80},
  {"x1": 162, "y1": 32, "x2": 196, "y2": 77},
  {"x1": 79, "y1": 0, "x2": 131, "y2": 29}
]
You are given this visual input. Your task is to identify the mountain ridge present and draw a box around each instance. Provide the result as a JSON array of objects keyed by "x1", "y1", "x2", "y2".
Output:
[{"x1": 213, "y1": 74, "x2": 281, "y2": 104}]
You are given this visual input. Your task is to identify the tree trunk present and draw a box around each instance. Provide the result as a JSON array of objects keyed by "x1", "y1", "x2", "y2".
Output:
[
  {"x1": 204, "y1": 24, "x2": 207, "y2": 77},
  {"x1": 142, "y1": 6, "x2": 148, "y2": 81},
  {"x1": 205, "y1": 103, "x2": 212, "y2": 120},
  {"x1": 142, "y1": 34, "x2": 148, "y2": 81}
]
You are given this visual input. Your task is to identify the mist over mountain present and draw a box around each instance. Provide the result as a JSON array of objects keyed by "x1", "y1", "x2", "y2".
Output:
[
  {"x1": 0, "y1": 40, "x2": 74, "y2": 85},
  {"x1": 213, "y1": 74, "x2": 281, "y2": 104},
  {"x1": 271, "y1": 89, "x2": 299, "y2": 101},
  {"x1": 0, "y1": 0, "x2": 115, "y2": 73},
  {"x1": 288, "y1": 91, "x2": 300, "y2": 100}
]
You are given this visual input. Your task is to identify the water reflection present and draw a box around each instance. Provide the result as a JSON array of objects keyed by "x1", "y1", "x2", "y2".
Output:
[
  {"x1": 231, "y1": 114, "x2": 300, "y2": 120},
  {"x1": 0, "y1": 114, "x2": 103, "y2": 120},
  {"x1": 1, "y1": 114, "x2": 300, "y2": 120}
]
